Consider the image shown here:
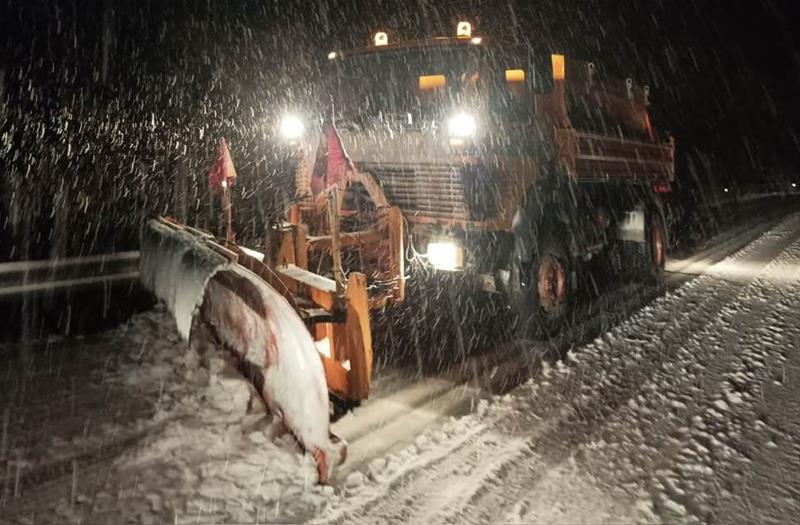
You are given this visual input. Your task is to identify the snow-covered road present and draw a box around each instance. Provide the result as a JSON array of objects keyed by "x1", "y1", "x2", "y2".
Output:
[
  {"x1": 2, "y1": 213, "x2": 800, "y2": 524},
  {"x1": 318, "y1": 213, "x2": 800, "y2": 525}
]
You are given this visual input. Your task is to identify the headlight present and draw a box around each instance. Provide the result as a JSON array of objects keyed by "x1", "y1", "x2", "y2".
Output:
[
  {"x1": 447, "y1": 112, "x2": 477, "y2": 138},
  {"x1": 426, "y1": 240, "x2": 464, "y2": 271},
  {"x1": 279, "y1": 114, "x2": 305, "y2": 141}
]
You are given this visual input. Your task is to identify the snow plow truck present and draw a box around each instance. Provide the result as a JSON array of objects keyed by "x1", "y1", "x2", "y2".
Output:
[{"x1": 140, "y1": 22, "x2": 674, "y2": 481}]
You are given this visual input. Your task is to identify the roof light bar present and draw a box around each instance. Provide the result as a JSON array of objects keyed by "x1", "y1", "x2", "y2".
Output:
[{"x1": 374, "y1": 32, "x2": 388, "y2": 46}]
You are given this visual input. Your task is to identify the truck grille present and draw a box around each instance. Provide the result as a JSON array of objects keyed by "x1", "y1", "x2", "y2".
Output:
[{"x1": 360, "y1": 163, "x2": 469, "y2": 221}]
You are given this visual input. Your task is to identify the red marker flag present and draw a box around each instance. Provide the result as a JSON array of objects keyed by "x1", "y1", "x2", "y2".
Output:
[
  {"x1": 208, "y1": 137, "x2": 238, "y2": 193},
  {"x1": 311, "y1": 119, "x2": 355, "y2": 195}
]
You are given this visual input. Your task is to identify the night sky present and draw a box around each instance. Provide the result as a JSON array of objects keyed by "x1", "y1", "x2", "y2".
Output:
[
  {"x1": 3, "y1": 0, "x2": 798, "y2": 165},
  {"x1": 1, "y1": 0, "x2": 799, "y2": 258}
]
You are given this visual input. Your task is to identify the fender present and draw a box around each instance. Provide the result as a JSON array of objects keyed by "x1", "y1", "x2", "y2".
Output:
[{"x1": 511, "y1": 180, "x2": 579, "y2": 267}]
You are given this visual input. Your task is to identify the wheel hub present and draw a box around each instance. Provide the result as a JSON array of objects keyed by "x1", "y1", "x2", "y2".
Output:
[
  {"x1": 537, "y1": 255, "x2": 567, "y2": 315},
  {"x1": 651, "y1": 219, "x2": 665, "y2": 268}
]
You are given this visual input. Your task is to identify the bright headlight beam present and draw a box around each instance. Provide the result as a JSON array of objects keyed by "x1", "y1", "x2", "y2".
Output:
[
  {"x1": 427, "y1": 241, "x2": 463, "y2": 271},
  {"x1": 279, "y1": 114, "x2": 305, "y2": 141},
  {"x1": 447, "y1": 112, "x2": 477, "y2": 138}
]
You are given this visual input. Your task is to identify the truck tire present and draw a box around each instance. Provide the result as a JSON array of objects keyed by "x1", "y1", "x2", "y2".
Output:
[
  {"x1": 647, "y1": 209, "x2": 667, "y2": 283},
  {"x1": 516, "y1": 233, "x2": 574, "y2": 337}
]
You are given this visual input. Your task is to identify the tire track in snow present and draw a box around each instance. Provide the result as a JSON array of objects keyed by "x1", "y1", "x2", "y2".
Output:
[
  {"x1": 530, "y1": 214, "x2": 800, "y2": 522},
  {"x1": 640, "y1": 234, "x2": 800, "y2": 523},
  {"x1": 322, "y1": 214, "x2": 800, "y2": 525},
  {"x1": 318, "y1": 214, "x2": 800, "y2": 522},
  {"x1": 451, "y1": 214, "x2": 800, "y2": 524},
  {"x1": 320, "y1": 416, "x2": 501, "y2": 524},
  {"x1": 713, "y1": 272, "x2": 800, "y2": 523}
]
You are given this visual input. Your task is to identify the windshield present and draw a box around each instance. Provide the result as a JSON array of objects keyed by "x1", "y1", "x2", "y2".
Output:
[{"x1": 328, "y1": 45, "x2": 484, "y2": 128}]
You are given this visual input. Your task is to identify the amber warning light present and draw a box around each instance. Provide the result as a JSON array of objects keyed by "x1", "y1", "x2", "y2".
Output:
[{"x1": 552, "y1": 54, "x2": 566, "y2": 81}]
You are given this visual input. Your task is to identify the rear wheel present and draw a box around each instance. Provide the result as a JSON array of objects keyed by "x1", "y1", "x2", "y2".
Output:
[{"x1": 649, "y1": 211, "x2": 666, "y2": 272}]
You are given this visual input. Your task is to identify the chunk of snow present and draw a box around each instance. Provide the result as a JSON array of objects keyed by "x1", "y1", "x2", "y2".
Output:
[
  {"x1": 345, "y1": 471, "x2": 367, "y2": 490},
  {"x1": 368, "y1": 458, "x2": 387, "y2": 478},
  {"x1": 670, "y1": 399, "x2": 687, "y2": 410},
  {"x1": 431, "y1": 431, "x2": 449, "y2": 444},
  {"x1": 724, "y1": 391, "x2": 744, "y2": 405},
  {"x1": 239, "y1": 245, "x2": 265, "y2": 262},
  {"x1": 661, "y1": 497, "x2": 687, "y2": 516}
]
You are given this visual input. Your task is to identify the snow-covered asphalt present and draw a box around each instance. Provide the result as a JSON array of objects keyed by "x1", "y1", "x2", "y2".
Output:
[
  {"x1": 322, "y1": 213, "x2": 800, "y2": 524},
  {"x1": 2, "y1": 213, "x2": 800, "y2": 524}
]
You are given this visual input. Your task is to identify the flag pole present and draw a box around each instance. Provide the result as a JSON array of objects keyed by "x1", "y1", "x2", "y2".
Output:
[{"x1": 222, "y1": 182, "x2": 234, "y2": 243}]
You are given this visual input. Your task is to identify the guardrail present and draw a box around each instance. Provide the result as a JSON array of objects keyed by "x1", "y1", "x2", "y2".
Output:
[{"x1": 0, "y1": 252, "x2": 140, "y2": 300}]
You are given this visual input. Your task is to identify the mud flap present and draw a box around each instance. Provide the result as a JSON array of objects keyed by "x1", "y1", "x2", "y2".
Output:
[{"x1": 617, "y1": 208, "x2": 646, "y2": 243}]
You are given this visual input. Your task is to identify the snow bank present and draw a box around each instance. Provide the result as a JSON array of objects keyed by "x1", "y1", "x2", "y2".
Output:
[
  {"x1": 118, "y1": 355, "x2": 330, "y2": 523},
  {"x1": 94, "y1": 349, "x2": 334, "y2": 524},
  {"x1": 88, "y1": 311, "x2": 335, "y2": 524},
  {"x1": 0, "y1": 307, "x2": 342, "y2": 524}
]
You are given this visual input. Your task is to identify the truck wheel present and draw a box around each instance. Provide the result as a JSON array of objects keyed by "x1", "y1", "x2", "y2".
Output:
[
  {"x1": 647, "y1": 210, "x2": 667, "y2": 283},
  {"x1": 517, "y1": 234, "x2": 574, "y2": 336}
]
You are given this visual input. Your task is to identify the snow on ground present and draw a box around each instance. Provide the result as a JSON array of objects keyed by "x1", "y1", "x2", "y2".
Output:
[
  {"x1": 84, "y1": 321, "x2": 332, "y2": 525},
  {"x1": 2, "y1": 309, "x2": 336, "y2": 524},
  {"x1": 315, "y1": 213, "x2": 800, "y2": 524},
  {"x1": 3, "y1": 213, "x2": 800, "y2": 524}
]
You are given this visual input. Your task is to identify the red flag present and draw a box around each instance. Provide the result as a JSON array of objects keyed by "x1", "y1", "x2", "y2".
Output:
[
  {"x1": 311, "y1": 120, "x2": 355, "y2": 195},
  {"x1": 208, "y1": 138, "x2": 238, "y2": 192}
]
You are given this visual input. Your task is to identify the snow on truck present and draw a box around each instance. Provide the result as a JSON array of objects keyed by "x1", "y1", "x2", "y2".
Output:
[{"x1": 140, "y1": 22, "x2": 674, "y2": 482}]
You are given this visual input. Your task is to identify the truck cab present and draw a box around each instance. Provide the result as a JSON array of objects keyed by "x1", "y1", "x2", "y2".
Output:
[
  {"x1": 277, "y1": 22, "x2": 674, "y2": 331},
  {"x1": 321, "y1": 27, "x2": 555, "y2": 264}
]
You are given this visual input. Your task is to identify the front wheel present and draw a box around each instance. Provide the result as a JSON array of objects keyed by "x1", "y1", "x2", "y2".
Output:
[{"x1": 515, "y1": 234, "x2": 575, "y2": 337}]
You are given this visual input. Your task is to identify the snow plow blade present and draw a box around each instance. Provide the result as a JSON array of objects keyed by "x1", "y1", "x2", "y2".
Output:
[
  {"x1": 139, "y1": 218, "x2": 237, "y2": 339},
  {"x1": 139, "y1": 217, "x2": 374, "y2": 415}
]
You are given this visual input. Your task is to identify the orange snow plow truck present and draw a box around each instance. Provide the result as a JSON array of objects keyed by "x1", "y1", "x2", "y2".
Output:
[{"x1": 142, "y1": 23, "x2": 674, "y2": 428}]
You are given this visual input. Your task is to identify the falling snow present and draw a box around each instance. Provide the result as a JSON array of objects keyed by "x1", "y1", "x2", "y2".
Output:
[{"x1": 3, "y1": 2, "x2": 800, "y2": 524}]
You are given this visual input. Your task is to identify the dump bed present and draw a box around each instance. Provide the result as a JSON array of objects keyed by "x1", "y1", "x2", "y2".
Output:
[
  {"x1": 559, "y1": 129, "x2": 675, "y2": 184},
  {"x1": 554, "y1": 56, "x2": 676, "y2": 185}
]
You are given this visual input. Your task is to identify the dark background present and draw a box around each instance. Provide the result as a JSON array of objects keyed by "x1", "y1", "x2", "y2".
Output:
[{"x1": 1, "y1": 0, "x2": 799, "y2": 261}]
